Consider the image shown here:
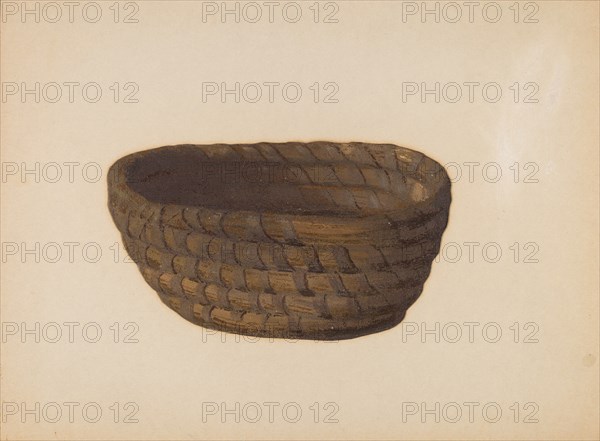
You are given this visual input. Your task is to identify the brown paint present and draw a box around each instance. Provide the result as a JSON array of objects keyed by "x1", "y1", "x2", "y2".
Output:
[{"x1": 108, "y1": 142, "x2": 451, "y2": 340}]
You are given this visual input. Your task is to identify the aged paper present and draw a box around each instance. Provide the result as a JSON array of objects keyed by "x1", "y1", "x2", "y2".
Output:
[{"x1": 1, "y1": 1, "x2": 598, "y2": 440}]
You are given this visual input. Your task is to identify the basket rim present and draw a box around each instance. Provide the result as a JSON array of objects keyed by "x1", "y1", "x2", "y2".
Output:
[{"x1": 108, "y1": 141, "x2": 451, "y2": 225}]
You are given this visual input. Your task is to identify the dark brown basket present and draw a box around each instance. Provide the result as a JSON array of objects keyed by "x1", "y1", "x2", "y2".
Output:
[{"x1": 108, "y1": 142, "x2": 451, "y2": 340}]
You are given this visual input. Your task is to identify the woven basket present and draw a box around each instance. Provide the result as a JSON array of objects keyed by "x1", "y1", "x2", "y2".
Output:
[{"x1": 108, "y1": 142, "x2": 451, "y2": 340}]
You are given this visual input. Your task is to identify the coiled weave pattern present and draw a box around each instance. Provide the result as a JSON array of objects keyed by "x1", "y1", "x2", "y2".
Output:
[{"x1": 108, "y1": 142, "x2": 451, "y2": 340}]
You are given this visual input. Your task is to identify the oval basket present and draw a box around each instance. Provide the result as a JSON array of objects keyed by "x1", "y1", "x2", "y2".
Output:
[{"x1": 108, "y1": 142, "x2": 451, "y2": 340}]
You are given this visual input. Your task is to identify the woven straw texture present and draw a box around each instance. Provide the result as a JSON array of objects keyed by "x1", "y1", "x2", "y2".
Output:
[{"x1": 108, "y1": 142, "x2": 451, "y2": 340}]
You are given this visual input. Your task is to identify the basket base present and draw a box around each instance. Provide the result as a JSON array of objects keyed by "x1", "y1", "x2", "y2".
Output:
[
  {"x1": 193, "y1": 311, "x2": 408, "y2": 341},
  {"x1": 157, "y1": 291, "x2": 409, "y2": 341}
]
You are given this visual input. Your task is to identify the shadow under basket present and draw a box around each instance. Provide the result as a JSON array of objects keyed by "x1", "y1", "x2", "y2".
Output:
[{"x1": 108, "y1": 142, "x2": 452, "y2": 340}]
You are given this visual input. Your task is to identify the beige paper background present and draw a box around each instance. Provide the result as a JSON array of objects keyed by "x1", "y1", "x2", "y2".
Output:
[{"x1": 1, "y1": 1, "x2": 598, "y2": 440}]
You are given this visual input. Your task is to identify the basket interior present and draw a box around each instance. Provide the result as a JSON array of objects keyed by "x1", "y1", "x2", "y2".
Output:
[{"x1": 125, "y1": 145, "x2": 440, "y2": 215}]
